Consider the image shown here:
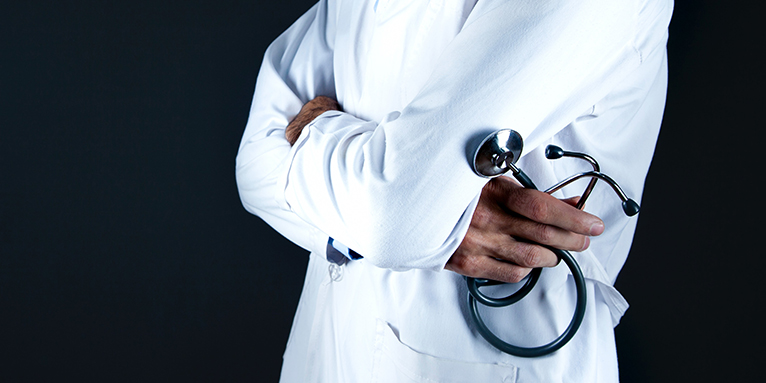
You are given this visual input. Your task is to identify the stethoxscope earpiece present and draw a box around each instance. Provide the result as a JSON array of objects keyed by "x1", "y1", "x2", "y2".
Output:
[
  {"x1": 544, "y1": 144, "x2": 566, "y2": 160},
  {"x1": 467, "y1": 129, "x2": 640, "y2": 357}
]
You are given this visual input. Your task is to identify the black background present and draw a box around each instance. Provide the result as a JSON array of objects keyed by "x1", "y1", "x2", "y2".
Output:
[{"x1": 1, "y1": 1, "x2": 761, "y2": 382}]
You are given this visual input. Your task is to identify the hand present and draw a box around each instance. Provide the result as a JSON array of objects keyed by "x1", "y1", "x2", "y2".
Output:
[
  {"x1": 285, "y1": 96, "x2": 342, "y2": 146},
  {"x1": 446, "y1": 176, "x2": 605, "y2": 283}
]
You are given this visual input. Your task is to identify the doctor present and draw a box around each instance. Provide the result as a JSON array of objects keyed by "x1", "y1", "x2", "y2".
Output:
[{"x1": 236, "y1": 0, "x2": 673, "y2": 381}]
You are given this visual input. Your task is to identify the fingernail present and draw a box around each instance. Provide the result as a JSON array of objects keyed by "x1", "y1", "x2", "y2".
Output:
[
  {"x1": 581, "y1": 236, "x2": 591, "y2": 251},
  {"x1": 589, "y1": 222, "x2": 605, "y2": 236}
]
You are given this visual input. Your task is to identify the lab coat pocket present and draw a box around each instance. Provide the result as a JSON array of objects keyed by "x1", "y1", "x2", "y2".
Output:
[{"x1": 371, "y1": 320, "x2": 518, "y2": 383}]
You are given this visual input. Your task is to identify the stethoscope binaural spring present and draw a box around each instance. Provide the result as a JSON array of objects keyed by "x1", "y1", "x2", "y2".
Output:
[{"x1": 468, "y1": 129, "x2": 640, "y2": 357}]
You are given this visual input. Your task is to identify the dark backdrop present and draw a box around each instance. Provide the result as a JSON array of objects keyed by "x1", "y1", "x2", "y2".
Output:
[{"x1": 1, "y1": 1, "x2": 760, "y2": 381}]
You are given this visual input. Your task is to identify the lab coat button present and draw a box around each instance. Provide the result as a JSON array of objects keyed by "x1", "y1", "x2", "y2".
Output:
[{"x1": 328, "y1": 264, "x2": 343, "y2": 282}]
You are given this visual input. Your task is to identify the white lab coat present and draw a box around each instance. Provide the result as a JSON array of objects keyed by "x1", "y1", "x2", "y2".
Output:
[{"x1": 236, "y1": 0, "x2": 673, "y2": 381}]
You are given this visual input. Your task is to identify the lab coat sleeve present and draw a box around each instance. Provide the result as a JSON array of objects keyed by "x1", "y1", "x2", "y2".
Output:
[{"x1": 235, "y1": 0, "x2": 338, "y2": 256}]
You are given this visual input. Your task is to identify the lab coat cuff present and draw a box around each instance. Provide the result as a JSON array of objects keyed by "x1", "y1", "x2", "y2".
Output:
[
  {"x1": 274, "y1": 110, "x2": 357, "y2": 262},
  {"x1": 275, "y1": 109, "x2": 347, "y2": 213},
  {"x1": 431, "y1": 192, "x2": 481, "y2": 272}
]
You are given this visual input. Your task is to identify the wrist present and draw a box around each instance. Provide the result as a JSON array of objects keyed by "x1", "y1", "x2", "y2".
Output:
[{"x1": 286, "y1": 96, "x2": 342, "y2": 145}]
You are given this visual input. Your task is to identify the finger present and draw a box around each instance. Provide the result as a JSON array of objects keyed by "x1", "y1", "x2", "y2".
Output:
[
  {"x1": 504, "y1": 218, "x2": 591, "y2": 252},
  {"x1": 461, "y1": 228, "x2": 560, "y2": 268},
  {"x1": 446, "y1": 254, "x2": 534, "y2": 284},
  {"x1": 487, "y1": 233, "x2": 560, "y2": 268},
  {"x1": 504, "y1": 187, "x2": 604, "y2": 236},
  {"x1": 474, "y1": 199, "x2": 591, "y2": 252}
]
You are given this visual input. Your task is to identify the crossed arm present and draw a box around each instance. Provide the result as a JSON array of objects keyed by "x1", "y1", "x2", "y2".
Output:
[
  {"x1": 235, "y1": 0, "x2": 661, "y2": 282},
  {"x1": 285, "y1": 96, "x2": 604, "y2": 283}
]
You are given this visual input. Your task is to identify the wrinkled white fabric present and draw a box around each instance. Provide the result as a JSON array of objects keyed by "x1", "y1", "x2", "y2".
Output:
[{"x1": 236, "y1": 0, "x2": 672, "y2": 381}]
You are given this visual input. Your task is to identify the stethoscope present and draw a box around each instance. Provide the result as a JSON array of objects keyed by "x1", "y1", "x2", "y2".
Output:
[
  {"x1": 325, "y1": 129, "x2": 640, "y2": 358},
  {"x1": 468, "y1": 129, "x2": 640, "y2": 357}
]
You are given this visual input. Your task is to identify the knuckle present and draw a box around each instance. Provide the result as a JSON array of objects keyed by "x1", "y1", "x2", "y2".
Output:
[
  {"x1": 472, "y1": 204, "x2": 492, "y2": 225},
  {"x1": 503, "y1": 267, "x2": 529, "y2": 284},
  {"x1": 463, "y1": 258, "x2": 480, "y2": 276},
  {"x1": 535, "y1": 223, "x2": 555, "y2": 243},
  {"x1": 519, "y1": 245, "x2": 543, "y2": 267},
  {"x1": 454, "y1": 253, "x2": 480, "y2": 276},
  {"x1": 526, "y1": 196, "x2": 549, "y2": 221},
  {"x1": 511, "y1": 189, "x2": 549, "y2": 220}
]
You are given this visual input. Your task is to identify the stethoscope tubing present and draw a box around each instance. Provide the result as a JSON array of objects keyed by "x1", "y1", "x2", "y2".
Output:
[
  {"x1": 467, "y1": 245, "x2": 587, "y2": 357},
  {"x1": 465, "y1": 166, "x2": 589, "y2": 357}
]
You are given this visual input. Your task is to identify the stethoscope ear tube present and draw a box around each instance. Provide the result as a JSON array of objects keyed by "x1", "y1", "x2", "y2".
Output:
[{"x1": 467, "y1": 247, "x2": 587, "y2": 358}]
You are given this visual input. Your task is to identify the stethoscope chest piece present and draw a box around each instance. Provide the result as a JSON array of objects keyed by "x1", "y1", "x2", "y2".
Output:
[{"x1": 473, "y1": 129, "x2": 524, "y2": 178}]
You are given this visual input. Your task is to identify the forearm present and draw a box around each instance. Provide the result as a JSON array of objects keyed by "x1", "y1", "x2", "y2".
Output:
[{"x1": 235, "y1": 0, "x2": 337, "y2": 255}]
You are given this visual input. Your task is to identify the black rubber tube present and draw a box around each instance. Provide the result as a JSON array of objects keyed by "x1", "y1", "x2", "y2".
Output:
[
  {"x1": 467, "y1": 247, "x2": 587, "y2": 357},
  {"x1": 466, "y1": 268, "x2": 541, "y2": 308},
  {"x1": 464, "y1": 168, "x2": 587, "y2": 357}
]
